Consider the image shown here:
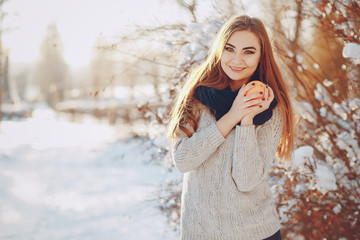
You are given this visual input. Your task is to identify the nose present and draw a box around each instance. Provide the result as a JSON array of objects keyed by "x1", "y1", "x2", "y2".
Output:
[{"x1": 231, "y1": 53, "x2": 244, "y2": 64}]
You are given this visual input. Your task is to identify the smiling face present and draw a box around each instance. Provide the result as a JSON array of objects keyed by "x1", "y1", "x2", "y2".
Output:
[{"x1": 220, "y1": 30, "x2": 261, "y2": 91}]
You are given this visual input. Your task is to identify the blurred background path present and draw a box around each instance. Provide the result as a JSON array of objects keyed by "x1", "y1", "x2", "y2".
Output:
[{"x1": 0, "y1": 106, "x2": 178, "y2": 240}]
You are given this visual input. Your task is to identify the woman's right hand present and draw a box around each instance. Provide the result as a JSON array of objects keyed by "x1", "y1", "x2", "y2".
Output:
[
  {"x1": 227, "y1": 83, "x2": 265, "y2": 123},
  {"x1": 216, "y1": 82, "x2": 265, "y2": 137}
]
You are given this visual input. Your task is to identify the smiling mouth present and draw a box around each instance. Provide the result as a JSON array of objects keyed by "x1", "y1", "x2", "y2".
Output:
[{"x1": 229, "y1": 66, "x2": 246, "y2": 72}]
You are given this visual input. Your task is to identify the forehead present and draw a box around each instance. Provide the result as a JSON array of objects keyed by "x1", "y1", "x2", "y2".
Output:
[{"x1": 226, "y1": 30, "x2": 260, "y2": 48}]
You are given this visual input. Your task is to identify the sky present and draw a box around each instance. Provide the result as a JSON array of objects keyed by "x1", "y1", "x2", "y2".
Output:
[
  {"x1": 2, "y1": 0, "x2": 260, "y2": 69},
  {"x1": 2, "y1": 0, "x2": 202, "y2": 68}
]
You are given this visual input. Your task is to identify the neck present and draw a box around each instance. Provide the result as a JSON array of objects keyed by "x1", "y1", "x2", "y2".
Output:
[{"x1": 229, "y1": 78, "x2": 249, "y2": 91}]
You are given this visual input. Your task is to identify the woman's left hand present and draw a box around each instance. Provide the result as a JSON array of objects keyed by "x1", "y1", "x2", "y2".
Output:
[{"x1": 241, "y1": 85, "x2": 274, "y2": 126}]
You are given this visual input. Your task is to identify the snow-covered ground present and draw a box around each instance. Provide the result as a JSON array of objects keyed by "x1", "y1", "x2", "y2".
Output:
[{"x1": 0, "y1": 105, "x2": 178, "y2": 240}]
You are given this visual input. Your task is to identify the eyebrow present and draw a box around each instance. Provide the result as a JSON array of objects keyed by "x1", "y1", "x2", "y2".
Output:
[{"x1": 225, "y1": 43, "x2": 257, "y2": 51}]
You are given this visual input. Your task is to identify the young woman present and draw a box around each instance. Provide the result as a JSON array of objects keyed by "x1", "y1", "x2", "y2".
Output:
[{"x1": 168, "y1": 15, "x2": 294, "y2": 240}]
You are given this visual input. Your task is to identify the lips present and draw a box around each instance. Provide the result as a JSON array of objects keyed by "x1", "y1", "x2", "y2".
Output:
[{"x1": 229, "y1": 66, "x2": 246, "y2": 72}]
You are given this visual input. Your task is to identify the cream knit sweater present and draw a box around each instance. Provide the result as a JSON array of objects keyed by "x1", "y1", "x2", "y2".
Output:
[{"x1": 172, "y1": 105, "x2": 283, "y2": 240}]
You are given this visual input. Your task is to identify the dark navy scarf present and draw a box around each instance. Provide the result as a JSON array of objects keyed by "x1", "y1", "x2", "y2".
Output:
[{"x1": 194, "y1": 78, "x2": 278, "y2": 126}]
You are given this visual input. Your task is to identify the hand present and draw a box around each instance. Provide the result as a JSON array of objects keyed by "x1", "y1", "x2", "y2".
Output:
[
  {"x1": 216, "y1": 83, "x2": 274, "y2": 137},
  {"x1": 241, "y1": 84, "x2": 275, "y2": 126},
  {"x1": 227, "y1": 82, "x2": 268, "y2": 123}
]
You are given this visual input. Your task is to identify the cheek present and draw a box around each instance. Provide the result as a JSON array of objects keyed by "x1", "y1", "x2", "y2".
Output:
[
  {"x1": 247, "y1": 55, "x2": 260, "y2": 67},
  {"x1": 220, "y1": 54, "x2": 229, "y2": 69},
  {"x1": 221, "y1": 51, "x2": 233, "y2": 63}
]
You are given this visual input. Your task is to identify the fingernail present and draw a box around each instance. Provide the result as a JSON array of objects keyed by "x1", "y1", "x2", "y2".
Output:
[
  {"x1": 252, "y1": 83, "x2": 255, "y2": 86},
  {"x1": 262, "y1": 98, "x2": 265, "y2": 101},
  {"x1": 266, "y1": 85, "x2": 269, "y2": 88},
  {"x1": 259, "y1": 92, "x2": 263, "y2": 95},
  {"x1": 259, "y1": 105, "x2": 262, "y2": 108}
]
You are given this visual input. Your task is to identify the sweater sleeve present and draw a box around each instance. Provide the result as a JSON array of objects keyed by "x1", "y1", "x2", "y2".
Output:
[
  {"x1": 171, "y1": 113, "x2": 225, "y2": 173},
  {"x1": 231, "y1": 106, "x2": 284, "y2": 192}
]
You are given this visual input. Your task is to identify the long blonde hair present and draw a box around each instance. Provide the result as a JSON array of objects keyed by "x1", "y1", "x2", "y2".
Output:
[{"x1": 167, "y1": 15, "x2": 294, "y2": 160}]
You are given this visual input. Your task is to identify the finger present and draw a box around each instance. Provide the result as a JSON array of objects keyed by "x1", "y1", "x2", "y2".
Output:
[
  {"x1": 247, "y1": 100, "x2": 270, "y2": 112},
  {"x1": 247, "y1": 95, "x2": 275, "y2": 111},
  {"x1": 244, "y1": 105, "x2": 265, "y2": 117},
  {"x1": 244, "y1": 91, "x2": 264, "y2": 101},
  {"x1": 235, "y1": 84, "x2": 246, "y2": 100},
  {"x1": 264, "y1": 85, "x2": 269, "y2": 100},
  {"x1": 238, "y1": 82, "x2": 256, "y2": 96},
  {"x1": 243, "y1": 98, "x2": 264, "y2": 108},
  {"x1": 236, "y1": 83, "x2": 256, "y2": 103},
  {"x1": 267, "y1": 86, "x2": 274, "y2": 101}
]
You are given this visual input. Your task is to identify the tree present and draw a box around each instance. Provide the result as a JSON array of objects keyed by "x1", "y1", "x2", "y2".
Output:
[
  {"x1": 90, "y1": 34, "x2": 116, "y2": 98},
  {"x1": 0, "y1": 0, "x2": 9, "y2": 128},
  {"x1": 176, "y1": 0, "x2": 198, "y2": 23},
  {"x1": 34, "y1": 23, "x2": 68, "y2": 108}
]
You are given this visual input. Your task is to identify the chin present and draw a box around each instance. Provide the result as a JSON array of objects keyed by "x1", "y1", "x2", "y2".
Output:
[
  {"x1": 229, "y1": 75, "x2": 250, "y2": 82},
  {"x1": 231, "y1": 77, "x2": 245, "y2": 81},
  {"x1": 225, "y1": 70, "x2": 252, "y2": 82}
]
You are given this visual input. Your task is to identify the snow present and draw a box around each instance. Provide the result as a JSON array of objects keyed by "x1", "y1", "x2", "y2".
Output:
[
  {"x1": 333, "y1": 102, "x2": 348, "y2": 120},
  {"x1": 287, "y1": 51, "x2": 294, "y2": 58},
  {"x1": 323, "y1": 79, "x2": 333, "y2": 87},
  {"x1": 348, "y1": 99, "x2": 360, "y2": 111},
  {"x1": 176, "y1": 19, "x2": 223, "y2": 68},
  {"x1": 278, "y1": 199, "x2": 298, "y2": 223},
  {"x1": 180, "y1": 44, "x2": 191, "y2": 59},
  {"x1": 193, "y1": 50, "x2": 207, "y2": 62},
  {"x1": 314, "y1": 83, "x2": 331, "y2": 104},
  {"x1": 0, "y1": 106, "x2": 178, "y2": 240},
  {"x1": 153, "y1": 136, "x2": 170, "y2": 149},
  {"x1": 187, "y1": 23, "x2": 203, "y2": 34},
  {"x1": 205, "y1": 20, "x2": 224, "y2": 35},
  {"x1": 320, "y1": 107, "x2": 327, "y2": 117},
  {"x1": 315, "y1": 164, "x2": 337, "y2": 194},
  {"x1": 292, "y1": 145, "x2": 338, "y2": 194},
  {"x1": 342, "y1": 43, "x2": 360, "y2": 64},
  {"x1": 342, "y1": 43, "x2": 360, "y2": 59},
  {"x1": 296, "y1": 101, "x2": 316, "y2": 124},
  {"x1": 292, "y1": 145, "x2": 314, "y2": 169},
  {"x1": 332, "y1": 204, "x2": 342, "y2": 214}
]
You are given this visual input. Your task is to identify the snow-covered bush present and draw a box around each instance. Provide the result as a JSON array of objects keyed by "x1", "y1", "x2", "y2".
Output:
[
  {"x1": 271, "y1": 94, "x2": 360, "y2": 239},
  {"x1": 270, "y1": 0, "x2": 360, "y2": 239}
]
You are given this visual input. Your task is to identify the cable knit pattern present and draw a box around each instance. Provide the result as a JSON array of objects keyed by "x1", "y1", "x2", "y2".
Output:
[{"x1": 172, "y1": 106, "x2": 283, "y2": 240}]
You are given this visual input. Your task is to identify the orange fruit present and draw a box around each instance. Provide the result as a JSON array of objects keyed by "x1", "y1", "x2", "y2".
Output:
[{"x1": 245, "y1": 80, "x2": 265, "y2": 99}]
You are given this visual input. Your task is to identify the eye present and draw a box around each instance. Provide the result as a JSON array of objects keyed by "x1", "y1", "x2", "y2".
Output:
[
  {"x1": 225, "y1": 46, "x2": 234, "y2": 52},
  {"x1": 245, "y1": 50, "x2": 255, "y2": 54}
]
